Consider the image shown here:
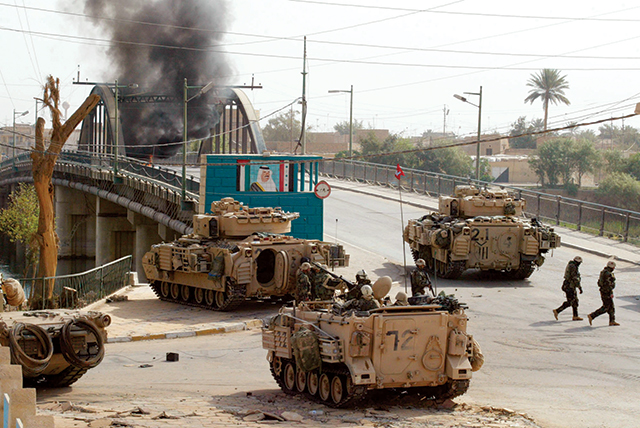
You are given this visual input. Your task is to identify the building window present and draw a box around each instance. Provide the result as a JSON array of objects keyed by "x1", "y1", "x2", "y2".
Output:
[{"x1": 486, "y1": 148, "x2": 493, "y2": 155}]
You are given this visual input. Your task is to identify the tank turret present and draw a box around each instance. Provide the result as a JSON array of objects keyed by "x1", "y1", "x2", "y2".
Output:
[
  {"x1": 192, "y1": 197, "x2": 300, "y2": 239},
  {"x1": 439, "y1": 185, "x2": 525, "y2": 218},
  {"x1": 404, "y1": 185, "x2": 560, "y2": 279}
]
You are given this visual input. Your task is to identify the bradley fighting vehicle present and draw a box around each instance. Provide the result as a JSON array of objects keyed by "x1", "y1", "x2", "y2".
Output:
[
  {"x1": 262, "y1": 294, "x2": 483, "y2": 407},
  {"x1": 142, "y1": 198, "x2": 349, "y2": 311},
  {"x1": 404, "y1": 185, "x2": 560, "y2": 279},
  {"x1": 1, "y1": 277, "x2": 109, "y2": 387}
]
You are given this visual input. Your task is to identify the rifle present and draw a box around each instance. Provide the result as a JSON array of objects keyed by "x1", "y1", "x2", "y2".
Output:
[{"x1": 310, "y1": 262, "x2": 358, "y2": 292}]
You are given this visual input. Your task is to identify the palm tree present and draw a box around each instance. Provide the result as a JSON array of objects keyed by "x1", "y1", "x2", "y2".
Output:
[{"x1": 524, "y1": 69, "x2": 570, "y2": 131}]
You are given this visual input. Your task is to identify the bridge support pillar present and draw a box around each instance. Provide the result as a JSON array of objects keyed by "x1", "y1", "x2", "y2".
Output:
[
  {"x1": 56, "y1": 186, "x2": 96, "y2": 259},
  {"x1": 96, "y1": 197, "x2": 133, "y2": 268},
  {"x1": 158, "y1": 223, "x2": 180, "y2": 242},
  {"x1": 127, "y1": 210, "x2": 162, "y2": 283}
]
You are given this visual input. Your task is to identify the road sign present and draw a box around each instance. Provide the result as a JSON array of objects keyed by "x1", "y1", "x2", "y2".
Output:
[{"x1": 314, "y1": 180, "x2": 331, "y2": 199}]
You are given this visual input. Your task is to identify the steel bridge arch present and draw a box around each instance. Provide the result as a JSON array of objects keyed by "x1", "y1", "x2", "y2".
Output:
[{"x1": 77, "y1": 85, "x2": 266, "y2": 158}]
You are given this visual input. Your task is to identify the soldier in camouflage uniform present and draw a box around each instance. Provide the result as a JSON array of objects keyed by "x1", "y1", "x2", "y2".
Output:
[
  {"x1": 410, "y1": 259, "x2": 433, "y2": 297},
  {"x1": 342, "y1": 285, "x2": 380, "y2": 313},
  {"x1": 346, "y1": 270, "x2": 371, "y2": 300},
  {"x1": 296, "y1": 262, "x2": 313, "y2": 302},
  {"x1": 313, "y1": 265, "x2": 335, "y2": 300},
  {"x1": 588, "y1": 261, "x2": 620, "y2": 326},
  {"x1": 553, "y1": 256, "x2": 584, "y2": 321}
]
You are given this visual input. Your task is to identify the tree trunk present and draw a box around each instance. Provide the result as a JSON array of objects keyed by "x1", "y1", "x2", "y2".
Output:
[{"x1": 29, "y1": 77, "x2": 100, "y2": 308}]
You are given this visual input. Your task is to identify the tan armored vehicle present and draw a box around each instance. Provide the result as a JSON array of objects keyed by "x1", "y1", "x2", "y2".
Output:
[
  {"x1": 0, "y1": 308, "x2": 110, "y2": 387},
  {"x1": 262, "y1": 294, "x2": 482, "y2": 407},
  {"x1": 143, "y1": 198, "x2": 349, "y2": 311},
  {"x1": 404, "y1": 185, "x2": 560, "y2": 279}
]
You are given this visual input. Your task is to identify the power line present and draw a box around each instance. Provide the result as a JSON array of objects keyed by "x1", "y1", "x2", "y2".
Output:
[
  {"x1": 286, "y1": 0, "x2": 640, "y2": 22},
  {"x1": 3, "y1": 25, "x2": 640, "y2": 73}
]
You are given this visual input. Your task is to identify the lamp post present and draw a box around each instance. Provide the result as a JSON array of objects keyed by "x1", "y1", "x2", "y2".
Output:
[
  {"x1": 183, "y1": 78, "x2": 216, "y2": 210},
  {"x1": 328, "y1": 85, "x2": 354, "y2": 157},
  {"x1": 454, "y1": 86, "x2": 482, "y2": 182},
  {"x1": 12, "y1": 109, "x2": 29, "y2": 167}
]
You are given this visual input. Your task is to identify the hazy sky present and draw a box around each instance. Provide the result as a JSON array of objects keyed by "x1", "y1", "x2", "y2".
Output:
[{"x1": 2, "y1": 0, "x2": 640, "y2": 141}]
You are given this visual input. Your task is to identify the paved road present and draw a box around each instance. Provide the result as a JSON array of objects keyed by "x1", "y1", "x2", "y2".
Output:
[
  {"x1": 323, "y1": 186, "x2": 640, "y2": 428},
  {"x1": 39, "y1": 180, "x2": 640, "y2": 428}
]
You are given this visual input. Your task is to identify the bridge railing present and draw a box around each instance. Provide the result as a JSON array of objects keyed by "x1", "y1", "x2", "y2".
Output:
[
  {"x1": 0, "y1": 151, "x2": 200, "y2": 196},
  {"x1": 320, "y1": 159, "x2": 640, "y2": 245},
  {"x1": 19, "y1": 255, "x2": 132, "y2": 309}
]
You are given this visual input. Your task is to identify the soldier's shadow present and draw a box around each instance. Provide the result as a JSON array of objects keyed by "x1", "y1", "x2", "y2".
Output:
[{"x1": 617, "y1": 295, "x2": 640, "y2": 314}]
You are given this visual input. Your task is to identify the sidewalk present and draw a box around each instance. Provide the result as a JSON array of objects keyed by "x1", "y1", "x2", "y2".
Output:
[
  {"x1": 85, "y1": 285, "x2": 267, "y2": 344},
  {"x1": 326, "y1": 177, "x2": 640, "y2": 266}
]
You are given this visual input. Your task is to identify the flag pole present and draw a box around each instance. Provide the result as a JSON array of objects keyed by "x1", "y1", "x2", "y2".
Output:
[
  {"x1": 395, "y1": 164, "x2": 408, "y2": 293},
  {"x1": 400, "y1": 184, "x2": 408, "y2": 293}
]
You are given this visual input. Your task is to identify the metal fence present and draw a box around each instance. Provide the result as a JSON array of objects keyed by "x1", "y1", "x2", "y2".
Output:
[
  {"x1": 20, "y1": 255, "x2": 132, "y2": 309},
  {"x1": 320, "y1": 159, "x2": 640, "y2": 245}
]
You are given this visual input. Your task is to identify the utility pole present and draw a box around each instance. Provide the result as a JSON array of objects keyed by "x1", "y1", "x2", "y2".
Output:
[
  {"x1": 300, "y1": 36, "x2": 307, "y2": 155},
  {"x1": 443, "y1": 104, "x2": 449, "y2": 136}
]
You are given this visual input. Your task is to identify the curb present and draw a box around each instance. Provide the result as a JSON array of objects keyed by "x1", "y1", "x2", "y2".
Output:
[
  {"x1": 106, "y1": 318, "x2": 263, "y2": 343},
  {"x1": 559, "y1": 241, "x2": 639, "y2": 266}
]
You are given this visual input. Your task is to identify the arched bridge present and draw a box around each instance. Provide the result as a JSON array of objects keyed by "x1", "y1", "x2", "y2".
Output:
[{"x1": 0, "y1": 84, "x2": 267, "y2": 280}]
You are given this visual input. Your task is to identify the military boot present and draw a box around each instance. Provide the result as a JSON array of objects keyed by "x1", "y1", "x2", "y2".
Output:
[
  {"x1": 572, "y1": 316, "x2": 583, "y2": 321},
  {"x1": 587, "y1": 314, "x2": 593, "y2": 326},
  {"x1": 609, "y1": 321, "x2": 620, "y2": 326},
  {"x1": 553, "y1": 309, "x2": 559, "y2": 320}
]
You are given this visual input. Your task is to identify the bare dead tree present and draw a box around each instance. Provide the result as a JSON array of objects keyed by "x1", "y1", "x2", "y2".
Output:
[{"x1": 29, "y1": 76, "x2": 100, "y2": 308}]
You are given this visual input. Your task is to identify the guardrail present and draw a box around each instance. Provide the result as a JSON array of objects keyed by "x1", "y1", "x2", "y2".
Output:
[
  {"x1": 18, "y1": 255, "x2": 132, "y2": 309},
  {"x1": 0, "y1": 151, "x2": 198, "y2": 234},
  {"x1": 320, "y1": 159, "x2": 640, "y2": 245}
]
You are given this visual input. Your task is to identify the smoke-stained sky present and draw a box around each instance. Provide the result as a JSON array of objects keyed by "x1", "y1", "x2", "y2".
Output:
[{"x1": 81, "y1": 0, "x2": 232, "y2": 157}]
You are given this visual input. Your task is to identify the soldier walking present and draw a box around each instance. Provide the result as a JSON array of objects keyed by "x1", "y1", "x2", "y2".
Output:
[
  {"x1": 588, "y1": 261, "x2": 620, "y2": 326},
  {"x1": 553, "y1": 256, "x2": 583, "y2": 321},
  {"x1": 410, "y1": 259, "x2": 433, "y2": 297},
  {"x1": 296, "y1": 262, "x2": 313, "y2": 302}
]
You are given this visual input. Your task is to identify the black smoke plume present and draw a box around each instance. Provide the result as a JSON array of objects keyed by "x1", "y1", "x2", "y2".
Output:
[{"x1": 82, "y1": 0, "x2": 232, "y2": 158}]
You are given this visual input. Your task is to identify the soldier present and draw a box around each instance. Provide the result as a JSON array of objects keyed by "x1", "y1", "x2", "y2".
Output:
[
  {"x1": 314, "y1": 265, "x2": 335, "y2": 301},
  {"x1": 347, "y1": 269, "x2": 371, "y2": 300},
  {"x1": 343, "y1": 285, "x2": 380, "y2": 313},
  {"x1": 393, "y1": 291, "x2": 409, "y2": 306},
  {"x1": 410, "y1": 259, "x2": 433, "y2": 297},
  {"x1": 587, "y1": 261, "x2": 620, "y2": 326},
  {"x1": 296, "y1": 262, "x2": 313, "y2": 302},
  {"x1": 553, "y1": 256, "x2": 584, "y2": 321}
]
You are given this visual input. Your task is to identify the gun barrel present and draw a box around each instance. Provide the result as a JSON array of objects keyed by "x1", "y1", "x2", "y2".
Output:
[{"x1": 311, "y1": 262, "x2": 357, "y2": 290}]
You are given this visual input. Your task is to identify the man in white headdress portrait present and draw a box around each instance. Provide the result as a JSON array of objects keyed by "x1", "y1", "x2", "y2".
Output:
[{"x1": 250, "y1": 165, "x2": 278, "y2": 192}]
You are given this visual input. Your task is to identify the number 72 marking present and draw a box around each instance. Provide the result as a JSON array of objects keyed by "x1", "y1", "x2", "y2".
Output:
[{"x1": 385, "y1": 329, "x2": 414, "y2": 351}]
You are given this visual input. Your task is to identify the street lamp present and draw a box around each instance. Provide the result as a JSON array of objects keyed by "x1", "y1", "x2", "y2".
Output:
[
  {"x1": 183, "y1": 78, "x2": 216, "y2": 210},
  {"x1": 13, "y1": 109, "x2": 29, "y2": 167},
  {"x1": 328, "y1": 85, "x2": 354, "y2": 157},
  {"x1": 454, "y1": 86, "x2": 482, "y2": 182}
]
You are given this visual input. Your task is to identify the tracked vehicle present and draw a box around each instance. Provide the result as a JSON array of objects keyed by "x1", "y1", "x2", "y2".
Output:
[
  {"x1": 143, "y1": 198, "x2": 349, "y2": 311},
  {"x1": 404, "y1": 185, "x2": 560, "y2": 279},
  {"x1": 262, "y1": 295, "x2": 482, "y2": 407},
  {"x1": 0, "y1": 309, "x2": 110, "y2": 387}
]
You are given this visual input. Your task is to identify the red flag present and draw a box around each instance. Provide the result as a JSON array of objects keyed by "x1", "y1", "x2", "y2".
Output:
[{"x1": 394, "y1": 164, "x2": 405, "y2": 180}]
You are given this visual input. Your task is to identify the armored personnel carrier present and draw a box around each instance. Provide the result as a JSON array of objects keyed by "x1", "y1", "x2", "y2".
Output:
[
  {"x1": 262, "y1": 295, "x2": 482, "y2": 407},
  {"x1": 0, "y1": 309, "x2": 110, "y2": 387},
  {"x1": 143, "y1": 198, "x2": 349, "y2": 311},
  {"x1": 404, "y1": 185, "x2": 560, "y2": 279}
]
